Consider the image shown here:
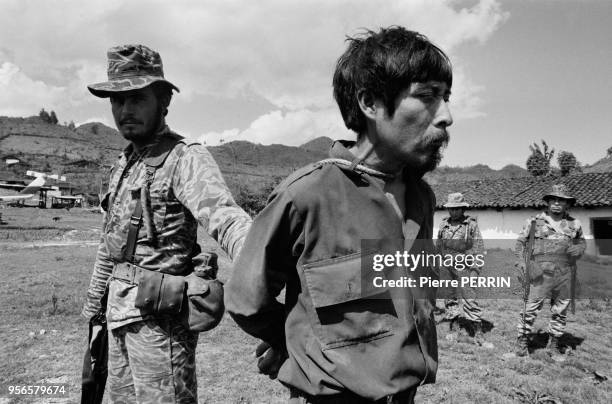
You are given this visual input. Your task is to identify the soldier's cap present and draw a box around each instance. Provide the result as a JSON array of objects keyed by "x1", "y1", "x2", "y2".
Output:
[
  {"x1": 87, "y1": 44, "x2": 179, "y2": 98},
  {"x1": 543, "y1": 184, "x2": 575, "y2": 204},
  {"x1": 443, "y1": 192, "x2": 470, "y2": 208}
]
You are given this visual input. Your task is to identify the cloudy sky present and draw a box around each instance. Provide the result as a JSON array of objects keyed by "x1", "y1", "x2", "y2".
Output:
[{"x1": 0, "y1": 0, "x2": 609, "y2": 168}]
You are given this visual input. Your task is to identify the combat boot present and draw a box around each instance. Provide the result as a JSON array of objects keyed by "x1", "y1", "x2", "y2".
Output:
[
  {"x1": 473, "y1": 321, "x2": 484, "y2": 336},
  {"x1": 547, "y1": 335, "x2": 566, "y2": 362},
  {"x1": 516, "y1": 335, "x2": 529, "y2": 357},
  {"x1": 547, "y1": 335, "x2": 560, "y2": 352}
]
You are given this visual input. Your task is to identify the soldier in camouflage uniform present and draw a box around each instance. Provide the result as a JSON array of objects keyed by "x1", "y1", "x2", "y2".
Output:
[
  {"x1": 82, "y1": 44, "x2": 252, "y2": 403},
  {"x1": 515, "y1": 184, "x2": 585, "y2": 357},
  {"x1": 436, "y1": 192, "x2": 486, "y2": 340}
]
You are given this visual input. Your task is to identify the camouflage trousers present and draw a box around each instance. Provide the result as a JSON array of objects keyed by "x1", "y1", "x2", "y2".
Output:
[
  {"x1": 107, "y1": 318, "x2": 198, "y2": 403},
  {"x1": 444, "y1": 268, "x2": 483, "y2": 322},
  {"x1": 517, "y1": 262, "x2": 571, "y2": 338}
]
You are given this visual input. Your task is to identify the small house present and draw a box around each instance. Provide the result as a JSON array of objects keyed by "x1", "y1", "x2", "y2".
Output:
[{"x1": 431, "y1": 172, "x2": 612, "y2": 256}]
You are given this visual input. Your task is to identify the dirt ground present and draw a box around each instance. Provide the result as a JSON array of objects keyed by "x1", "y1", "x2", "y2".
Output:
[{"x1": 0, "y1": 207, "x2": 610, "y2": 403}]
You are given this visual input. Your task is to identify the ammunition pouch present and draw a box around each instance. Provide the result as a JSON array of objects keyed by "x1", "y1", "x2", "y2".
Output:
[
  {"x1": 113, "y1": 256, "x2": 224, "y2": 333},
  {"x1": 183, "y1": 273, "x2": 224, "y2": 332},
  {"x1": 443, "y1": 239, "x2": 473, "y2": 252},
  {"x1": 134, "y1": 270, "x2": 185, "y2": 315},
  {"x1": 528, "y1": 261, "x2": 544, "y2": 280}
]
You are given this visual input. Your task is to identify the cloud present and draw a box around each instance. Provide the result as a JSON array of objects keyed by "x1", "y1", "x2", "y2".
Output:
[
  {"x1": 0, "y1": 0, "x2": 508, "y2": 139},
  {"x1": 450, "y1": 66, "x2": 487, "y2": 120},
  {"x1": 0, "y1": 62, "x2": 67, "y2": 116},
  {"x1": 162, "y1": 0, "x2": 509, "y2": 111},
  {"x1": 200, "y1": 108, "x2": 352, "y2": 146}
]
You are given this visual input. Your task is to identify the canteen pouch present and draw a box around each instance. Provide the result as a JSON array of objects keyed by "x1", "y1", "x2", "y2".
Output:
[
  {"x1": 183, "y1": 273, "x2": 224, "y2": 332},
  {"x1": 443, "y1": 238, "x2": 473, "y2": 252},
  {"x1": 528, "y1": 261, "x2": 545, "y2": 280},
  {"x1": 135, "y1": 270, "x2": 185, "y2": 315}
]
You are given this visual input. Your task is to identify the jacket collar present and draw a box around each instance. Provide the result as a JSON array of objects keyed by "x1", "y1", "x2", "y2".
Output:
[
  {"x1": 329, "y1": 140, "x2": 358, "y2": 161},
  {"x1": 328, "y1": 140, "x2": 426, "y2": 181}
]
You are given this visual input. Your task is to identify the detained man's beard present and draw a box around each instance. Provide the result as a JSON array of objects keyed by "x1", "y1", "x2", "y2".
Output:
[{"x1": 417, "y1": 134, "x2": 449, "y2": 173}]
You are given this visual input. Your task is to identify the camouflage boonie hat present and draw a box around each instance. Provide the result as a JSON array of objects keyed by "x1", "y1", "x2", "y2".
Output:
[
  {"x1": 87, "y1": 44, "x2": 179, "y2": 98},
  {"x1": 543, "y1": 184, "x2": 575, "y2": 204},
  {"x1": 443, "y1": 192, "x2": 470, "y2": 208}
]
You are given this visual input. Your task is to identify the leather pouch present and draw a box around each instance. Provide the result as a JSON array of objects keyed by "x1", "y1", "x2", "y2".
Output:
[
  {"x1": 529, "y1": 261, "x2": 545, "y2": 279},
  {"x1": 135, "y1": 270, "x2": 184, "y2": 315},
  {"x1": 183, "y1": 273, "x2": 224, "y2": 332}
]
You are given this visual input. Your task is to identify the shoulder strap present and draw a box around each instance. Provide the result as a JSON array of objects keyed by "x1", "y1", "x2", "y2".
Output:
[
  {"x1": 124, "y1": 137, "x2": 184, "y2": 263},
  {"x1": 124, "y1": 196, "x2": 144, "y2": 263}
]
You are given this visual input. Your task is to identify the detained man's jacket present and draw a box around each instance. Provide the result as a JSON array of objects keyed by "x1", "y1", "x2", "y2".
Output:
[{"x1": 226, "y1": 141, "x2": 439, "y2": 400}]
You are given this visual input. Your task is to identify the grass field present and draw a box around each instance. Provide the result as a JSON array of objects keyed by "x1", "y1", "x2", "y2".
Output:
[{"x1": 0, "y1": 207, "x2": 610, "y2": 403}]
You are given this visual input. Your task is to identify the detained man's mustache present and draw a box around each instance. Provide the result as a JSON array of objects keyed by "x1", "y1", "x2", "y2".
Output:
[{"x1": 424, "y1": 131, "x2": 450, "y2": 149}]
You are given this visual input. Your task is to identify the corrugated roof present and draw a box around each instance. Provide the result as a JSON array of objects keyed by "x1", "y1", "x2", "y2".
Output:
[{"x1": 431, "y1": 172, "x2": 612, "y2": 209}]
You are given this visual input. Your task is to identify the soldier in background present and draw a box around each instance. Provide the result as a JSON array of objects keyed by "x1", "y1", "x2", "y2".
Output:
[
  {"x1": 82, "y1": 44, "x2": 251, "y2": 402},
  {"x1": 436, "y1": 192, "x2": 486, "y2": 342},
  {"x1": 515, "y1": 184, "x2": 585, "y2": 358}
]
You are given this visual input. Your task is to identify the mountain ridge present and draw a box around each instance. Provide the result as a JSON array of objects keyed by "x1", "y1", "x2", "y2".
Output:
[{"x1": 1, "y1": 117, "x2": 608, "y2": 200}]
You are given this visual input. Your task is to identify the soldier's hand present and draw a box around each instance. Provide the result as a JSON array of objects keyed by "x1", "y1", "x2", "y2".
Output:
[
  {"x1": 566, "y1": 245, "x2": 582, "y2": 257},
  {"x1": 254, "y1": 341, "x2": 287, "y2": 379},
  {"x1": 89, "y1": 325, "x2": 104, "y2": 352}
]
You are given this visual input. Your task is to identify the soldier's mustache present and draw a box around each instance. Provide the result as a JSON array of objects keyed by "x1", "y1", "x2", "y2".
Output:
[{"x1": 120, "y1": 117, "x2": 142, "y2": 124}]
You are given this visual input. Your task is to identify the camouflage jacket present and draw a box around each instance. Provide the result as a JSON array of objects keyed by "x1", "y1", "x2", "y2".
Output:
[
  {"x1": 82, "y1": 126, "x2": 251, "y2": 328},
  {"x1": 436, "y1": 215, "x2": 484, "y2": 256},
  {"x1": 515, "y1": 212, "x2": 585, "y2": 262}
]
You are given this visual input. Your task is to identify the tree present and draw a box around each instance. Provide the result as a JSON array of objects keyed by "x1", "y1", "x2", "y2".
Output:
[
  {"x1": 607, "y1": 146, "x2": 612, "y2": 158},
  {"x1": 557, "y1": 151, "x2": 581, "y2": 176},
  {"x1": 526, "y1": 140, "x2": 554, "y2": 177},
  {"x1": 49, "y1": 110, "x2": 58, "y2": 124},
  {"x1": 39, "y1": 108, "x2": 51, "y2": 123}
]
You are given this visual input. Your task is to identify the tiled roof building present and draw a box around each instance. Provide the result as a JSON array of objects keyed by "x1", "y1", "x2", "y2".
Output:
[{"x1": 430, "y1": 172, "x2": 612, "y2": 209}]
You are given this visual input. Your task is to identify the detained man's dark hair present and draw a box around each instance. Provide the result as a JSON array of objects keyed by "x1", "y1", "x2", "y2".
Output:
[{"x1": 333, "y1": 26, "x2": 452, "y2": 135}]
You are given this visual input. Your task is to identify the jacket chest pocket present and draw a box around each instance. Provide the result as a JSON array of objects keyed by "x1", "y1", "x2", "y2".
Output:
[
  {"x1": 125, "y1": 185, "x2": 169, "y2": 243},
  {"x1": 148, "y1": 186, "x2": 170, "y2": 234},
  {"x1": 301, "y1": 253, "x2": 399, "y2": 350}
]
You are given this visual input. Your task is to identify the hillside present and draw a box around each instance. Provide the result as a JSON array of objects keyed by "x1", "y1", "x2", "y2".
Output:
[
  {"x1": 425, "y1": 163, "x2": 529, "y2": 184},
  {"x1": 0, "y1": 117, "x2": 125, "y2": 193},
  {"x1": 300, "y1": 136, "x2": 334, "y2": 154},
  {"x1": 1, "y1": 116, "x2": 607, "y2": 210},
  {"x1": 584, "y1": 155, "x2": 612, "y2": 173}
]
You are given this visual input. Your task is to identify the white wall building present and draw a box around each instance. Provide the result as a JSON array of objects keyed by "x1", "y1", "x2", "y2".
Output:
[{"x1": 432, "y1": 172, "x2": 612, "y2": 256}]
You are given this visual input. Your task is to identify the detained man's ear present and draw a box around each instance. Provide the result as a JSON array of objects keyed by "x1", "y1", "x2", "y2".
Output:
[{"x1": 357, "y1": 89, "x2": 378, "y2": 121}]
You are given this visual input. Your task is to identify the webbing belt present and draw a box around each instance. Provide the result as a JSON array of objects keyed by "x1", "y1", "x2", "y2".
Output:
[
  {"x1": 111, "y1": 263, "x2": 144, "y2": 285},
  {"x1": 533, "y1": 254, "x2": 571, "y2": 264}
]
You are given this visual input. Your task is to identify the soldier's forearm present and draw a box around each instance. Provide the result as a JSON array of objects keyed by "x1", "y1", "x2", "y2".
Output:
[
  {"x1": 215, "y1": 211, "x2": 252, "y2": 261},
  {"x1": 81, "y1": 242, "x2": 114, "y2": 319}
]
